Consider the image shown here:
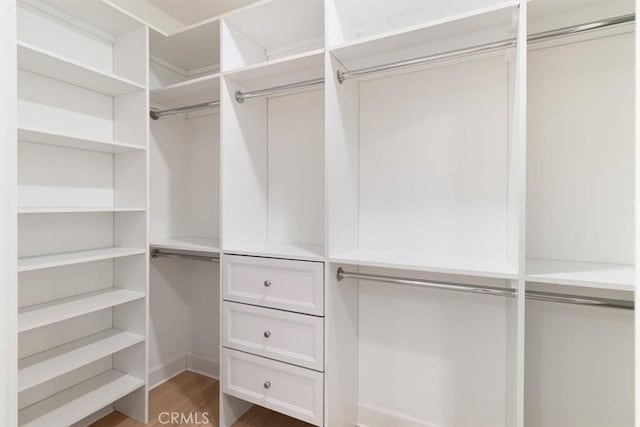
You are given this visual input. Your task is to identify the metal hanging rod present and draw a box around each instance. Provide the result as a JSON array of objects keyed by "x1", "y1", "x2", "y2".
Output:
[
  {"x1": 151, "y1": 248, "x2": 219, "y2": 263},
  {"x1": 336, "y1": 268, "x2": 634, "y2": 310},
  {"x1": 337, "y1": 268, "x2": 516, "y2": 298},
  {"x1": 150, "y1": 100, "x2": 220, "y2": 120},
  {"x1": 338, "y1": 13, "x2": 635, "y2": 83},
  {"x1": 235, "y1": 77, "x2": 324, "y2": 103}
]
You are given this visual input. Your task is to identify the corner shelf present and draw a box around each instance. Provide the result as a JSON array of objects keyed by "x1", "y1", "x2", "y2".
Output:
[
  {"x1": 151, "y1": 237, "x2": 220, "y2": 254},
  {"x1": 151, "y1": 73, "x2": 220, "y2": 109},
  {"x1": 18, "y1": 288, "x2": 145, "y2": 333},
  {"x1": 526, "y1": 259, "x2": 634, "y2": 291},
  {"x1": 19, "y1": 328, "x2": 144, "y2": 392},
  {"x1": 18, "y1": 369, "x2": 144, "y2": 427},
  {"x1": 329, "y1": 1, "x2": 517, "y2": 75},
  {"x1": 18, "y1": 247, "x2": 146, "y2": 272},
  {"x1": 17, "y1": 42, "x2": 145, "y2": 96},
  {"x1": 17, "y1": 127, "x2": 145, "y2": 154},
  {"x1": 330, "y1": 248, "x2": 518, "y2": 280}
]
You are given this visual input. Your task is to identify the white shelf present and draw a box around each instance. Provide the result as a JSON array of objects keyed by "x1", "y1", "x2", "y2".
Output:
[
  {"x1": 18, "y1": 42, "x2": 145, "y2": 96},
  {"x1": 18, "y1": 126, "x2": 145, "y2": 153},
  {"x1": 35, "y1": 0, "x2": 143, "y2": 37},
  {"x1": 18, "y1": 207, "x2": 146, "y2": 214},
  {"x1": 151, "y1": 73, "x2": 220, "y2": 109},
  {"x1": 18, "y1": 247, "x2": 145, "y2": 272},
  {"x1": 19, "y1": 288, "x2": 145, "y2": 333},
  {"x1": 18, "y1": 369, "x2": 144, "y2": 427},
  {"x1": 526, "y1": 259, "x2": 634, "y2": 291},
  {"x1": 19, "y1": 329, "x2": 144, "y2": 392},
  {"x1": 330, "y1": 1, "x2": 517, "y2": 73},
  {"x1": 225, "y1": 242, "x2": 325, "y2": 262},
  {"x1": 224, "y1": 49, "x2": 324, "y2": 89},
  {"x1": 330, "y1": 248, "x2": 518, "y2": 279},
  {"x1": 151, "y1": 237, "x2": 221, "y2": 254}
]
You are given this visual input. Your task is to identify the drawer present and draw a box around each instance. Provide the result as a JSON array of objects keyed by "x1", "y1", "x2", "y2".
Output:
[
  {"x1": 223, "y1": 301, "x2": 324, "y2": 371},
  {"x1": 223, "y1": 255, "x2": 324, "y2": 316},
  {"x1": 222, "y1": 348, "x2": 323, "y2": 426}
]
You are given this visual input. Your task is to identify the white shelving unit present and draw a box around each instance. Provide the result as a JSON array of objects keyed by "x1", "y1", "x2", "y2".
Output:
[
  {"x1": 1, "y1": 0, "x2": 635, "y2": 426},
  {"x1": 13, "y1": 0, "x2": 149, "y2": 425}
]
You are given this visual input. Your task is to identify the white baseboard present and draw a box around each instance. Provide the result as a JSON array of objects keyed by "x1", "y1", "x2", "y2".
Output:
[
  {"x1": 187, "y1": 353, "x2": 220, "y2": 380},
  {"x1": 358, "y1": 403, "x2": 440, "y2": 427},
  {"x1": 150, "y1": 354, "x2": 220, "y2": 389},
  {"x1": 149, "y1": 355, "x2": 188, "y2": 389}
]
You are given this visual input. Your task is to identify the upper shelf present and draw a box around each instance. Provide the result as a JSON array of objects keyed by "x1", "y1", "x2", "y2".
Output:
[
  {"x1": 31, "y1": 0, "x2": 144, "y2": 38},
  {"x1": 18, "y1": 42, "x2": 145, "y2": 96},
  {"x1": 330, "y1": 1, "x2": 518, "y2": 74},
  {"x1": 526, "y1": 259, "x2": 634, "y2": 291},
  {"x1": 222, "y1": 0, "x2": 324, "y2": 71},
  {"x1": 225, "y1": 49, "x2": 324, "y2": 91},
  {"x1": 151, "y1": 74, "x2": 220, "y2": 109}
]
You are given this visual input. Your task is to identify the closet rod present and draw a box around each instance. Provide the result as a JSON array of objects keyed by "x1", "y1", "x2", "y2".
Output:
[
  {"x1": 336, "y1": 268, "x2": 633, "y2": 310},
  {"x1": 151, "y1": 248, "x2": 220, "y2": 263},
  {"x1": 337, "y1": 13, "x2": 635, "y2": 83},
  {"x1": 150, "y1": 100, "x2": 220, "y2": 120},
  {"x1": 235, "y1": 77, "x2": 324, "y2": 103},
  {"x1": 336, "y1": 268, "x2": 516, "y2": 297}
]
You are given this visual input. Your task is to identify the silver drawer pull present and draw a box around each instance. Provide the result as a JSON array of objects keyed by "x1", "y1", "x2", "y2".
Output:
[
  {"x1": 264, "y1": 280, "x2": 271, "y2": 287},
  {"x1": 264, "y1": 330, "x2": 271, "y2": 338},
  {"x1": 264, "y1": 381, "x2": 271, "y2": 389}
]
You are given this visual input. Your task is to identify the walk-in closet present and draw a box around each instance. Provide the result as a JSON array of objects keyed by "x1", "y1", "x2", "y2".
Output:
[{"x1": 0, "y1": 0, "x2": 636, "y2": 426}]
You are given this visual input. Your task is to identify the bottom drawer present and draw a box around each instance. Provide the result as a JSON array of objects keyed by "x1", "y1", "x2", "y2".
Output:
[{"x1": 222, "y1": 348, "x2": 323, "y2": 426}]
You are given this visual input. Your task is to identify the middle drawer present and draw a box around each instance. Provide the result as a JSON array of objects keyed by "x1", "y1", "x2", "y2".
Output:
[{"x1": 223, "y1": 301, "x2": 324, "y2": 371}]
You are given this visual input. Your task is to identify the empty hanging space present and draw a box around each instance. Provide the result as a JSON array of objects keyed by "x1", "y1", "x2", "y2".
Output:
[
  {"x1": 327, "y1": 264, "x2": 519, "y2": 427},
  {"x1": 327, "y1": 0, "x2": 523, "y2": 278},
  {"x1": 220, "y1": 0, "x2": 325, "y2": 261},
  {"x1": 526, "y1": 0, "x2": 635, "y2": 291},
  {"x1": 524, "y1": 0, "x2": 635, "y2": 426},
  {"x1": 15, "y1": 1, "x2": 149, "y2": 425}
]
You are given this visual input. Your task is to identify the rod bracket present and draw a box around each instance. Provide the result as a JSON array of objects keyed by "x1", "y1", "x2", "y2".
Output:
[
  {"x1": 336, "y1": 267, "x2": 344, "y2": 281},
  {"x1": 149, "y1": 111, "x2": 160, "y2": 120},
  {"x1": 235, "y1": 90, "x2": 245, "y2": 103},
  {"x1": 337, "y1": 70, "x2": 346, "y2": 84},
  {"x1": 150, "y1": 248, "x2": 159, "y2": 258}
]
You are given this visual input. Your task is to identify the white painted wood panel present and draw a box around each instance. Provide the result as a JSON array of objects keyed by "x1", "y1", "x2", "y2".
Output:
[
  {"x1": 267, "y1": 90, "x2": 324, "y2": 250},
  {"x1": 358, "y1": 56, "x2": 511, "y2": 262},
  {"x1": 527, "y1": 33, "x2": 634, "y2": 265},
  {"x1": 222, "y1": 348, "x2": 324, "y2": 426},
  {"x1": 223, "y1": 255, "x2": 324, "y2": 316},
  {"x1": 223, "y1": 301, "x2": 324, "y2": 370}
]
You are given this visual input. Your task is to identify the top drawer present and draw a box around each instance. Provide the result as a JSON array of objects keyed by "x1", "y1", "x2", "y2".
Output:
[{"x1": 223, "y1": 255, "x2": 324, "y2": 316}]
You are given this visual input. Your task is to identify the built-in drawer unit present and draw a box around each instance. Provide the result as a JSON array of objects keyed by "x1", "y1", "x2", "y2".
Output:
[
  {"x1": 222, "y1": 255, "x2": 324, "y2": 316},
  {"x1": 223, "y1": 301, "x2": 324, "y2": 371},
  {"x1": 222, "y1": 348, "x2": 324, "y2": 426}
]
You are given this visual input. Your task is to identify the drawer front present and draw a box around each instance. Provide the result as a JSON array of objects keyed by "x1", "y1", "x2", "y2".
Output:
[
  {"x1": 223, "y1": 301, "x2": 324, "y2": 371},
  {"x1": 223, "y1": 255, "x2": 324, "y2": 315},
  {"x1": 222, "y1": 348, "x2": 323, "y2": 426}
]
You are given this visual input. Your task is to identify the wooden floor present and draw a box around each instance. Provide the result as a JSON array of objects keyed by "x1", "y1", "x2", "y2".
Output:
[{"x1": 91, "y1": 371, "x2": 313, "y2": 427}]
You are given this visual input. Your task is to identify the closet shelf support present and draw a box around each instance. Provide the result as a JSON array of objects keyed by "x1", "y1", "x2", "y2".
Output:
[
  {"x1": 337, "y1": 268, "x2": 634, "y2": 310},
  {"x1": 151, "y1": 248, "x2": 219, "y2": 263},
  {"x1": 337, "y1": 13, "x2": 635, "y2": 83},
  {"x1": 235, "y1": 77, "x2": 324, "y2": 103},
  {"x1": 150, "y1": 100, "x2": 221, "y2": 120}
]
